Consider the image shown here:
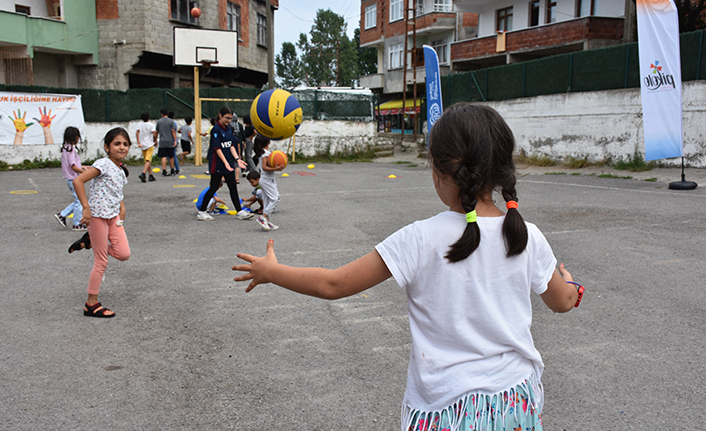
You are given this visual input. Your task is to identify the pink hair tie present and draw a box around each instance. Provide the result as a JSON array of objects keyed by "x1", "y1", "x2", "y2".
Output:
[{"x1": 506, "y1": 201, "x2": 518, "y2": 210}]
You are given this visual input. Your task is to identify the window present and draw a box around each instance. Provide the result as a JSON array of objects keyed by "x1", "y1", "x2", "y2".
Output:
[
  {"x1": 389, "y1": 43, "x2": 403, "y2": 69},
  {"x1": 416, "y1": 0, "x2": 423, "y2": 17},
  {"x1": 171, "y1": 0, "x2": 199, "y2": 24},
  {"x1": 431, "y1": 38, "x2": 447, "y2": 63},
  {"x1": 496, "y1": 7, "x2": 512, "y2": 32},
  {"x1": 577, "y1": 0, "x2": 600, "y2": 17},
  {"x1": 433, "y1": 0, "x2": 451, "y2": 12},
  {"x1": 227, "y1": 2, "x2": 241, "y2": 34},
  {"x1": 257, "y1": 13, "x2": 267, "y2": 45},
  {"x1": 365, "y1": 4, "x2": 377, "y2": 29},
  {"x1": 390, "y1": 0, "x2": 403, "y2": 22},
  {"x1": 546, "y1": 0, "x2": 557, "y2": 23},
  {"x1": 15, "y1": 5, "x2": 30, "y2": 15},
  {"x1": 529, "y1": 1, "x2": 540, "y2": 26}
]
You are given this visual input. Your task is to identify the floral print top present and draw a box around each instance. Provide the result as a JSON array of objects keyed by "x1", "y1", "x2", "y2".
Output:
[{"x1": 88, "y1": 157, "x2": 127, "y2": 219}]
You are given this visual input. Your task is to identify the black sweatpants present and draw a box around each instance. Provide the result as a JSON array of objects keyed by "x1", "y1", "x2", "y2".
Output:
[{"x1": 199, "y1": 171, "x2": 242, "y2": 212}]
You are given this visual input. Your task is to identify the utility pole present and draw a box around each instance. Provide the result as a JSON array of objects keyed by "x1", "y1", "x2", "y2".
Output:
[
  {"x1": 401, "y1": 0, "x2": 418, "y2": 143},
  {"x1": 265, "y1": 0, "x2": 275, "y2": 89}
]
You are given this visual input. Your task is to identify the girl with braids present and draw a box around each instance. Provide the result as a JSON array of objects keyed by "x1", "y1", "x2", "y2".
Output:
[{"x1": 231, "y1": 103, "x2": 583, "y2": 431}]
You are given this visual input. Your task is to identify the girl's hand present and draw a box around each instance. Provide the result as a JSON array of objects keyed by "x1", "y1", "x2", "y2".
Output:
[
  {"x1": 558, "y1": 263, "x2": 573, "y2": 283},
  {"x1": 232, "y1": 239, "x2": 278, "y2": 292},
  {"x1": 80, "y1": 207, "x2": 92, "y2": 226}
]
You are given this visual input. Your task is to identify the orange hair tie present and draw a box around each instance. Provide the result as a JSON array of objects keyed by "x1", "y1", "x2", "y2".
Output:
[{"x1": 506, "y1": 201, "x2": 518, "y2": 210}]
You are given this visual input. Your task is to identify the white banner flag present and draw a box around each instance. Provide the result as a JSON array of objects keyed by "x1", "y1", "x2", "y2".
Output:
[
  {"x1": 637, "y1": 0, "x2": 683, "y2": 161},
  {"x1": 0, "y1": 92, "x2": 86, "y2": 146}
]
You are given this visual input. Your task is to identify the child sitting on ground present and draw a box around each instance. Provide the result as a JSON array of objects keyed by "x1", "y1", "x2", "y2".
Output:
[
  {"x1": 241, "y1": 170, "x2": 264, "y2": 215},
  {"x1": 195, "y1": 179, "x2": 227, "y2": 216}
]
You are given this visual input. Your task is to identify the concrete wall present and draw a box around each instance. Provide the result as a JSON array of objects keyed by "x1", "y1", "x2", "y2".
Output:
[
  {"x1": 2, "y1": 82, "x2": 705, "y2": 167},
  {"x1": 488, "y1": 81, "x2": 706, "y2": 167}
]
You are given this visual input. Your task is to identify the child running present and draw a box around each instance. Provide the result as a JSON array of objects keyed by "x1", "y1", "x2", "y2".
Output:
[
  {"x1": 232, "y1": 103, "x2": 584, "y2": 431},
  {"x1": 178, "y1": 116, "x2": 194, "y2": 165},
  {"x1": 253, "y1": 135, "x2": 284, "y2": 231},
  {"x1": 69, "y1": 127, "x2": 132, "y2": 318},
  {"x1": 197, "y1": 106, "x2": 250, "y2": 221},
  {"x1": 136, "y1": 111, "x2": 157, "y2": 183},
  {"x1": 54, "y1": 127, "x2": 88, "y2": 231}
]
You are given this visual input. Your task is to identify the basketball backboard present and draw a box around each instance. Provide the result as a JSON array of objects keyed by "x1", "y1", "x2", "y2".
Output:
[{"x1": 173, "y1": 27, "x2": 238, "y2": 68}]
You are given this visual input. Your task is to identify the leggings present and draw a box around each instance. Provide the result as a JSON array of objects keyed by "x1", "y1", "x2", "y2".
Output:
[
  {"x1": 87, "y1": 216, "x2": 130, "y2": 295},
  {"x1": 60, "y1": 179, "x2": 83, "y2": 227},
  {"x1": 200, "y1": 171, "x2": 242, "y2": 212}
]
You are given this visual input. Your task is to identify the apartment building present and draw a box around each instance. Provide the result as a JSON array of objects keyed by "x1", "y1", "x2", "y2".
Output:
[
  {"x1": 0, "y1": 0, "x2": 100, "y2": 87},
  {"x1": 359, "y1": 0, "x2": 478, "y2": 132},
  {"x1": 359, "y1": 0, "x2": 477, "y2": 95},
  {"x1": 86, "y1": 0, "x2": 277, "y2": 90},
  {"x1": 449, "y1": 0, "x2": 634, "y2": 70}
]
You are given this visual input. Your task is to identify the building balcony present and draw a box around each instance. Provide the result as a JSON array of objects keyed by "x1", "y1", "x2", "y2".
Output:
[
  {"x1": 361, "y1": 11, "x2": 457, "y2": 48},
  {"x1": 451, "y1": 17, "x2": 625, "y2": 70},
  {"x1": 360, "y1": 73, "x2": 385, "y2": 89}
]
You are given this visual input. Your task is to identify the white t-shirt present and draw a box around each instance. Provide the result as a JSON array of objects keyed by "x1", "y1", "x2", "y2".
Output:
[
  {"x1": 88, "y1": 157, "x2": 127, "y2": 219},
  {"x1": 137, "y1": 121, "x2": 156, "y2": 150},
  {"x1": 258, "y1": 149, "x2": 275, "y2": 179},
  {"x1": 375, "y1": 211, "x2": 556, "y2": 420}
]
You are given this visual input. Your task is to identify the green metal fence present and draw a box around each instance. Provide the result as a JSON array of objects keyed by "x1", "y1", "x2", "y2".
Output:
[
  {"x1": 0, "y1": 84, "x2": 376, "y2": 123},
  {"x1": 442, "y1": 28, "x2": 706, "y2": 106}
]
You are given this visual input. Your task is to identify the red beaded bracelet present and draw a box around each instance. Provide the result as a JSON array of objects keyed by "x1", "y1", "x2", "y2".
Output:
[{"x1": 566, "y1": 281, "x2": 584, "y2": 308}]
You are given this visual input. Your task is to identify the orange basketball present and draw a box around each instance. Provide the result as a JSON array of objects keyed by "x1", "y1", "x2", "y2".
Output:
[
  {"x1": 191, "y1": 7, "x2": 201, "y2": 18},
  {"x1": 268, "y1": 150, "x2": 288, "y2": 168}
]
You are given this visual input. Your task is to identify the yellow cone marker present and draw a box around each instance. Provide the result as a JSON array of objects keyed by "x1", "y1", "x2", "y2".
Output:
[
  {"x1": 153, "y1": 168, "x2": 160, "y2": 173},
  {"x1": 388, "y1": 174, "x2": 397, "y2": 179},
  {"x1": 178, "y1": 175, "x2": 186, "y2": 179},
  {"x1": 307, "y1": 164, "x2": 315, "y2": 169},
  {"x1": 281, "y1": 173, "x2": 289, "y2": 177},
  {"x1": 192, "y1": 199, "x2": 198, "y2": 203},
  {"x1": 226, "y1": 210, "x2": 238, "y2": 215}
]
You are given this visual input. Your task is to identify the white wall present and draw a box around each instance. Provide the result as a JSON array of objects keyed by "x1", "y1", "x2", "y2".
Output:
[
  {"x1": 2, "y1": 82, "x2": 705, "y2": 167},
  {"x1": 487, "y1": 81, "x2": 706, "y2": 167}
]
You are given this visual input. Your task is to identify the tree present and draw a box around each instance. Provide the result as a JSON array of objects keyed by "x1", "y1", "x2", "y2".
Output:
[
  {"x1": 275, "y1": 42, "x2": 302, "y2": 89},
  {"x1": 354, "y1": 28, "x2": 377, "y2": 77},
  {"x1": 675, "y1": 0, "x2": 706, "y2": 32},
  {"x1": 632, "y1": 0, "x2": 706, "y2": 33},
  {"x1": 297, "y1": 9, "x2": 358, "y2": 87}
]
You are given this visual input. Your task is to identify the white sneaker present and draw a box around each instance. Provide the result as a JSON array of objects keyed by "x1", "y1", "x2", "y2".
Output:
[
  {"x1": 197, "y1": 211, "x2": 214, "y2": 221},
  {"x1": 256, "y1": 216, "x2": 278, "y2": 231},
  {"x1": 237, "y1": 210, "x2": 254, "y2": 220}
]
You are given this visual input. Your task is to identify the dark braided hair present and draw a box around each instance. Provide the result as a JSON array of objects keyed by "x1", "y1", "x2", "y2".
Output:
[
  {"x1": 61, "y1": 126, "x2": 81, "y2": 153},
  {"x1": 253, "y1": 134, "x2": 269, "y2": 159},
  {"x1": 429, "y1": 103, "x2": 528, "y2": 263}
]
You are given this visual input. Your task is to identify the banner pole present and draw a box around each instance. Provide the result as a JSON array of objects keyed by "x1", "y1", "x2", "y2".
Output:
[{"x1": 194, "y1": 66, "x2": 202, "y2": 167}]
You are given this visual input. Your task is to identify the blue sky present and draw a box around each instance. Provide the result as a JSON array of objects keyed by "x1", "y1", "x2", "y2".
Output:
[{"x1": 274, "y1": 1, "x2": 360, "y2": 53}]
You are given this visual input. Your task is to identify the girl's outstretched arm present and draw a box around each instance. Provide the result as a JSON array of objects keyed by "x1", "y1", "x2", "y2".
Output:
[
  {"x1": 233, "y1": 239, "x2": 392, "y2": 300},
  {"x1": 540, "y1": 263, "x2": 579, "y2": 313}
]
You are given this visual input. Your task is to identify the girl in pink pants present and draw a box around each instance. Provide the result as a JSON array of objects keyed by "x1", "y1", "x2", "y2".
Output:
[{"x1": 70, "y1": 127, "x2": 132, "y2": 318}]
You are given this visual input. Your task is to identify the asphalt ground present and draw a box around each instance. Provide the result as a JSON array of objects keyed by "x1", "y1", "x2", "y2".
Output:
[{"x1": 1, "y1": 160, "x2": 704, "y2": 430}]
